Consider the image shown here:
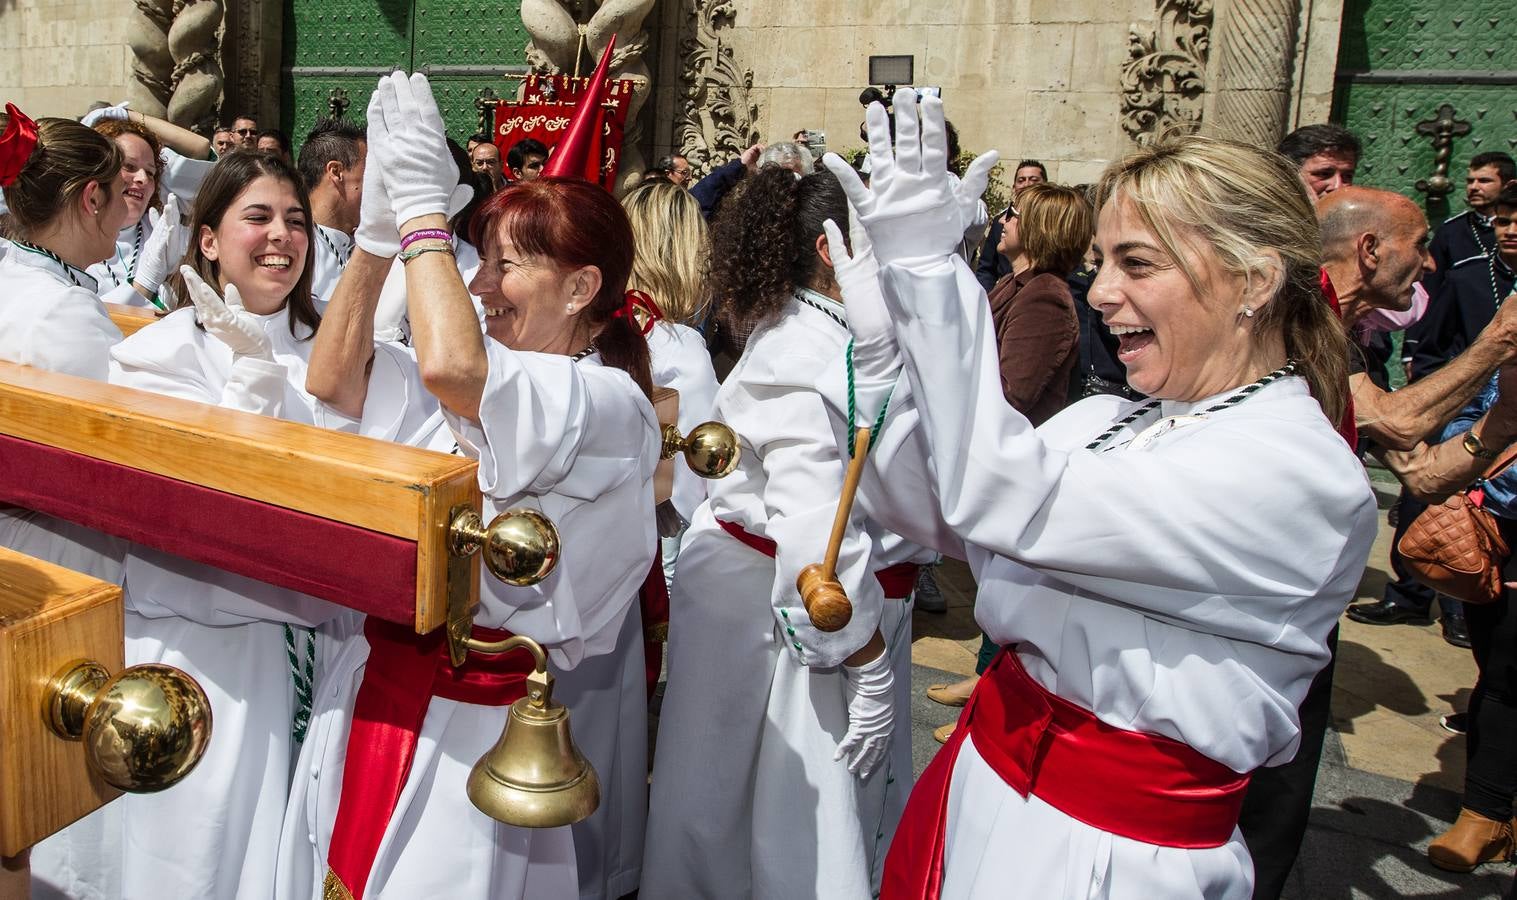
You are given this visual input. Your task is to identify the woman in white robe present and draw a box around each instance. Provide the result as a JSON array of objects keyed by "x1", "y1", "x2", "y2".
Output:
[
  {"x1": 84, "y1": 108, "x2": 212, "y2": 308},
  {"x1": 0, "y1": 109, "x2": 129, "y2": 582},
  {"x1": 643, "y1": 164, "x2": 932, "y2": 900},
  {"x1": 284, "y1": 72, "x2": 657, "y2": 900},
  {"x1": 822, "y1": 90, "x2": 1380, "y2": 900},
  {"x1": 103, "y1": 152, "x2": 380, "y2": 900}
]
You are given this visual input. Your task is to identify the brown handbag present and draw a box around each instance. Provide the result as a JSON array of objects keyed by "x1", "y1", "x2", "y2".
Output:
[{"x1": 1397, "y1": 445, "x2": 1517, "y2": 605}]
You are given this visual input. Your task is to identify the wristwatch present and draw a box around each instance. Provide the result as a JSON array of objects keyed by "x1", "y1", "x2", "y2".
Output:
[{"x1": 1463, "y1": 428, "x2": 1499, "y2": 460}]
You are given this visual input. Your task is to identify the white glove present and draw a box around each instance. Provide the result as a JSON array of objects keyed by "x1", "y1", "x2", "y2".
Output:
[
  {"x1": 822, "y1": 88, "x2": 998, "y2": 266},
  {"x1": 179, "y1": 265, "x2": 273, "y2": 361},
  {"x1": 134, "y1": 195, "x2": 180, "y2": 295},
  {"x1": 355, "y1": 91, "x2": 401, "y2": 258},
  {"x1": 822, "y1": 211, "x2": 899, "y2": 423},
  {"x1": 369, "y1": 71, "x2": 456, "y2": 226},
  {"x1": 81, "y1": 101, "x2": 130, "y2": 128},
  {"x1": 835, "y1": 650, "x2": 895, "y2": 778}
]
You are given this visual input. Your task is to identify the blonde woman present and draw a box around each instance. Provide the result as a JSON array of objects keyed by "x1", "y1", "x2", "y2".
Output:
[
  {"x1": 621, "y1": 180, "x2": 718, "y2": 569},
  {"x1": 828, "y1": 92, "x2": 1377, "y2": 899}
]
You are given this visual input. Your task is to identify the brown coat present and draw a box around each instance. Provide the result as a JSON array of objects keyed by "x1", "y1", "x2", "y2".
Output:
[{"x1": 987, "y1": 269, "x2": 1079, "y2": 426}]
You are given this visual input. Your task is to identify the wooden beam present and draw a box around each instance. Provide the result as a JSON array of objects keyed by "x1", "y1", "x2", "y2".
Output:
[{"x1": 103, "y1": 303, "x2": 161, "y2": 339}]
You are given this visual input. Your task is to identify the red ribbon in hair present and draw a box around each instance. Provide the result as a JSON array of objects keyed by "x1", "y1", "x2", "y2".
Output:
[
  {"x1": 0, "y1": 103, "x2": 39, "y2": 189},
  {"x1": 613, "y1": 289, "x2": 664, "y2": 336}
]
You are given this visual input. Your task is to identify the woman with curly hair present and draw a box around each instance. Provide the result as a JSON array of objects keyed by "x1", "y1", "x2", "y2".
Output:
[{"x1": 643, "y1": 165, "x2": 937, "y2": 898}]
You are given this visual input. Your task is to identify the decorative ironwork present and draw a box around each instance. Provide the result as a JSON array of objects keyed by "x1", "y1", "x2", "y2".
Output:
[
  {"x1": 674, "y1": 0, "x2": 761, "y2": 176},
  {"x1": 327, "y1": 88, "x2": 351, "y2": 122},
  {"x1": 475, "y1": 87, "x2": 501, "y2": 135},
  {"x1": 1415, "y1": 103, "x2": 1472, "y2": 200},
  {"x1": 1120, "y1": 0, "x2": 1213, "y2": 145}
]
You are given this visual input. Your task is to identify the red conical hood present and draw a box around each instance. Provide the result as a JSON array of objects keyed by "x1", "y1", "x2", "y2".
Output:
[{"x1": 542, "y1": 34, "x2": 616, "y2": 182}]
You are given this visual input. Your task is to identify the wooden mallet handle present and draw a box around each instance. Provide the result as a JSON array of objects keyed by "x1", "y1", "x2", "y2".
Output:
[{"x1": 797, "y1": 427, "x2": 872, "y2": 632}]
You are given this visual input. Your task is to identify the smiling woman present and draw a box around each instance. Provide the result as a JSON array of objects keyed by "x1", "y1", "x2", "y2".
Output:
[{"x1": 821, "y1": 91, "x2": 1379, "y2": 900}]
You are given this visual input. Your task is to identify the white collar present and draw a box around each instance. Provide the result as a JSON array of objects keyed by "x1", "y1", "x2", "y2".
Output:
[{"x1": 5, "y1": 239, "x2": 100, "y2": 293}]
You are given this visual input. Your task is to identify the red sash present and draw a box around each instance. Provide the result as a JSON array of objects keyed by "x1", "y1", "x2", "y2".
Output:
[
  {"x1": 883, "y1": 649, "x2": 1252, "y2": 900},
  {"x1": 324, "y1": 618, "x2": 534, "y2": 900},
  {"x1": 716, "y1": 517, "x2": 921, "y2": 599},
  {"x1": 1319, "y1": 268, "x2": 1358, "y2": 451},
  {"x1": 640, "y1": 551, "x2": 669, "y2": 700}
]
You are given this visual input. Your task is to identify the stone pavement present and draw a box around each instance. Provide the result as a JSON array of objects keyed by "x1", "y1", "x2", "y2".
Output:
[{"x1": 907, "y1": 508, "x2": 1516, "y2": 899}]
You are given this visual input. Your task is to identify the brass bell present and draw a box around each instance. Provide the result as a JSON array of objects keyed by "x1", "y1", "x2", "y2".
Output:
[
  {"x1": 661, "y1": 421, "x2": 741, "y2": 479},
  {"x1": 44, "y1": 660, "x2": 212, "y2": 792},
  {"x1": 462, "y1": 634, "x2": 599, "y2": 828},
  {"x1": 449, "y1": 507, "x2": 561, "y2": 586}
]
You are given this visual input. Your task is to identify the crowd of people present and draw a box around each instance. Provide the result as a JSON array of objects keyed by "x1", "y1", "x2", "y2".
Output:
[{"x1": 0, "y1": 71, "x2": 1515, "y2": 900}]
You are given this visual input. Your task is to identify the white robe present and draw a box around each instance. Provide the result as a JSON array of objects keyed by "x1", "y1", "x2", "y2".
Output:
[
  {"x1": 644, "y1": 293, "x2": 923, "y2": 899},
  {"x1": 0, "y1": 244, "x2": 127, "y2": 900},
  {"x1": 100, "y1": 306, "x2": 372, "y2": 900},
  {"x1": 873, "y1": 256, "x2": 1379, "y2": 900},
  {"x1": 276, "y1": 341, "x2": 659, "y2": 900},
  {"x1": 311, "y1": 224, "x2": 353, "y2": 306}
]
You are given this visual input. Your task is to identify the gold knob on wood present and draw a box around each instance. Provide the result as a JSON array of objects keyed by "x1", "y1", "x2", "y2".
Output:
[
  {"x1": 44, "y1": 661, "x2": 211, "y2": 792},
  {"x1": 661, "y1": 422, "x2": 740, "y2": 479},
  {"x1": 449, "y1": 507, "x2": 561, "y2": 586}
]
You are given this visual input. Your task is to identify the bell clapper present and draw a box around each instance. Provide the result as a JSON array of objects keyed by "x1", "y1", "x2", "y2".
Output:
[{"x1": 796, "y1": 427, "x2": 872, "y2": 633}]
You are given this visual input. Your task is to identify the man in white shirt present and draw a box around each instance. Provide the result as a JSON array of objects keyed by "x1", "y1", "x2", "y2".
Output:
[{"x1": 297, "y1": 119, "x2": 366, "y2": 303}]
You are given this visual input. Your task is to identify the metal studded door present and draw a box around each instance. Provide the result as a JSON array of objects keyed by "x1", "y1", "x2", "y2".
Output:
[
  {"x1": 280, "y1": 0, "x2": 529, "y2": 144},
  {"x1": 1332, "y1": 0, "x2": 1517, "y2": 213}
]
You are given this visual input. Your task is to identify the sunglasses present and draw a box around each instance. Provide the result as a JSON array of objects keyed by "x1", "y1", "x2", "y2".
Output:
[
  {"x1": 999, "y1": 204, "x2": 1020, "y2": 221},
  {"x1": 235, "y1": 128, "x2": 257, "y2": 136}
]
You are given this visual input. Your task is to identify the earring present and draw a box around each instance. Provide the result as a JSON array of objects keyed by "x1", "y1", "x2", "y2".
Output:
[
  {"x1": 1240, "y1": 306, "x2": 1254, "y2": 319},
  {"x1": 565, "y1": 303, "x2": 576, "y2": 314}
]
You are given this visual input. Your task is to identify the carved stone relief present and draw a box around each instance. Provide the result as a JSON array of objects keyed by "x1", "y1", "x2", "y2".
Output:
[
  {"x1": 1120, "y1": 0, "x2": 1213, "y2": 144},
  {"x1": 127, "y1": 0, "x2": 175, "y2": 117},
  {"x1": 521, "y1": 0, "x2": 657, "y2": 193},
  {"x1": 673, "y1": 0, "x2": 760, "y2": 176}
]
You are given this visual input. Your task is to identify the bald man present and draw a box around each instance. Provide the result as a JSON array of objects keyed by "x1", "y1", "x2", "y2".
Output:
[{"x1": 1332, "y1": 186, "x2": 1517, "y2": 627}]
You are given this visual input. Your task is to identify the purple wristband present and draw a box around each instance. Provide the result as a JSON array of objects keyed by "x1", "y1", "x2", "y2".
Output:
[{"x1": 400, "y1": 228, "x2": 452, "y2": 251}]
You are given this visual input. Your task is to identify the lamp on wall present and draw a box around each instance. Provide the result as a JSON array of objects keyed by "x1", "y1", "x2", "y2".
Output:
[{"x1": 868, "y1": 55, "x2": 914, "y2": 87}]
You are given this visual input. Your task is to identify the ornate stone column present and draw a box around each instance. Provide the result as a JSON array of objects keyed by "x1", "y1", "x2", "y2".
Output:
[
  {"x1": 1208, "y1": 0, "x2": 1304, "y2": 146},
  {"x1": 223, "y1": 0, "x2": 283, "y2": 127},
  {"x1": 1120, "y1": 0, "x2": 1214, "y2": 145},
  {"x1": 167, "y1": 0, "x2": 226, "y2": 133},
  {"x1": 673, "y1": 0, "x2": 759, "y2": 175},
  {"x1": 127, "y1": 0, "x2": 176, "y2": 117}
]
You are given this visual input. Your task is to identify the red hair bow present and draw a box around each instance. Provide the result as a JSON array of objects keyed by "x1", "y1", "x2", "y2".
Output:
[
  {"x1": 614, "y1": 290, "x2": 664, "y2": 336},
  {"x1": 0, "y1": 103, "x2": 39, "y2": 189}
]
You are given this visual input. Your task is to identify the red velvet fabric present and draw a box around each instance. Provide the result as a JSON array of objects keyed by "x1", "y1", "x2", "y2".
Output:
[
  {"x1": 640, "y1": 549, "x2": 669, "y2": 700},
  {"x1": 326, "y1": 619, "x2": 532, "y2": 900},
  {"x1": 882, "y1": 649, "x2": 1252, "y2": 900},
  {"x1": 716, "y1": 517, "x2": 921, "y2": 599},
  {"x1": 0, "y1": 432, "x2": 418, "y2": 623}
]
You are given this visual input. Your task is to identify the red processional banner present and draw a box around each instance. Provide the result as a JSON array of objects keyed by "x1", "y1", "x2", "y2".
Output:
[{"x1": 493, "y1": 76, "x2": 636, "y2": 191}]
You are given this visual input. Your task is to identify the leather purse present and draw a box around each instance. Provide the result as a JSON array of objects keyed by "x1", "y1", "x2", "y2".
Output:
[{"x1": 1397, "y1": 444, "x2": 1517, "y2": 606}]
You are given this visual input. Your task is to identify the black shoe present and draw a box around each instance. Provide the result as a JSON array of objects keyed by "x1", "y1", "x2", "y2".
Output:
[
  {"x1": 1440, "y1": 712, "x2": 1468, "y2": 735},
  {"x1": 1345, "y1": 599, "x2": 1433, "y2": 626},
  {"x1": 1442, "y1": 615, "x2": 1472, "y2": 649}
]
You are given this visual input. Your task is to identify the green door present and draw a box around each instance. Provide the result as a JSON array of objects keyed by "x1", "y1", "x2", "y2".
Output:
[
  {"x1": 280, "y1": 0, "x2": 530, "y2": 145},
  {"x1": 1333, "y1": 0, "x2": 1517, "y2": 216}
]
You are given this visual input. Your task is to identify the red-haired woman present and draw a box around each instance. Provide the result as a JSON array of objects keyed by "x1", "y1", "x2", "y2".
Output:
[{"x1": 289, "y1": 73, "x2": 659, "y2": 900}]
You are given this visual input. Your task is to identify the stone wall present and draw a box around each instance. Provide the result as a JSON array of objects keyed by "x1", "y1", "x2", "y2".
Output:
[
  {"x1": 656, "y1": 0, "x2": 1182, "y2": 184},
  {"x1": 0, "y1": 0, "x2": 135, "y2": 118}
]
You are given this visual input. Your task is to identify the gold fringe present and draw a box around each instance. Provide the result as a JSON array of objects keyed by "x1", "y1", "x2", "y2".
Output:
[
  {"x1": 644, "y1": 622, "x2": 669, "y2": 643},
  {"x1": 323, "y1": 869, "x2": 355, "y2": 900}
]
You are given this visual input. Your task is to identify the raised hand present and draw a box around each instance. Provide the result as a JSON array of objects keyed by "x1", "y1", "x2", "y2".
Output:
[
  {"x1": 822, "y1": 209, "x2": 900, "y2": 419},
  {"x1": 354, "y1": 91, "x2": 401, "y2": 257},
  {"x1": 134, "y1": 194, "x2": 181, "y2": 297},
  {"x1": 368, "y1": 71, "x2": 457, "y2": 228},
  {"x1": 81, "y1": 101, "x2": 130, "y2": 129},
  {"x1": 823, "y1": 88, "x2": 997, "y2": 265},
  {"x1": 180, "y1": 265, "x2": 273, "y2": 361}
]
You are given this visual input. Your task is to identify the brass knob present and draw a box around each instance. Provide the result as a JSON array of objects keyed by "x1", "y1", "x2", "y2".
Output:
[
  {"x1": 44, "y1": 661, "x2": 212, "y2": 792},
  {"x1": 449, "y1": 507, "x2": 561, "y2": 587},
  {"x1": 661, "y1": 422, "x2": 740, "y2": 479},
  {"x1": 796, "y1": 563, "x2": 852, "y2": 632}
]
